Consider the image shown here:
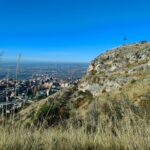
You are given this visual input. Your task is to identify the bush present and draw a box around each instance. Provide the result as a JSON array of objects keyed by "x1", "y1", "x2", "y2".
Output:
[
  {"x1": 140, "y1": 40, "x2": 147, "y2": 44},
  {"x1": 33, "y1": 101, "x2": 70, "y2": 127},
  {"x1": 90, "y1": 70, "x2": 97, "y2": 75}
]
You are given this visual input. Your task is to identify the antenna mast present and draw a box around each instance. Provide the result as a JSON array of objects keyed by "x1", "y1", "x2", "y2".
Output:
[{"x1": 123, "y1": 36, "x2": 128, "y2": 45}]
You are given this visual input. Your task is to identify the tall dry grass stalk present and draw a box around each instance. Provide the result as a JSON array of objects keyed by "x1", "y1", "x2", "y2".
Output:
[
  {"x1": 12, "y1": 54, "x2": 22, "y2": 124},
  {"x1": 0, "y1": 117, "x2": 150, "y2": 150},
  {"x1": 1, "y1": 99, "x2": 150, "y2": 150}
]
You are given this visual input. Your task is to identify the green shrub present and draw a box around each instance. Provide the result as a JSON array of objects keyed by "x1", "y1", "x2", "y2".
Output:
[
  {"x1": 90, "y1": 70, "x2": 97, "y2": 75},
  {"x1": 33, "y1": 101, "x2": 70, "y2": 127}
]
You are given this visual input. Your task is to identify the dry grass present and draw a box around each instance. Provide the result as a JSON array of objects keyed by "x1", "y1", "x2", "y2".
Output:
[
  {"x1": 1, "y1": 99, "x2": 150, "y2": 150},
  {"x1": 1, "y1": 119, "x2": 150, "y2": 150}
]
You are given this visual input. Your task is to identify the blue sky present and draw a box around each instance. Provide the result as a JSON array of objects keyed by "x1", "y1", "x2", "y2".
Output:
[{"x1": 0, "y1": 0, "x2": 150, "y2": 62}]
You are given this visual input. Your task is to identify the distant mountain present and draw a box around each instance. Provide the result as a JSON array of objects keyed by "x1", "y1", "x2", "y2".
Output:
[{"x1": 17, "y1": 42, "x2": 150, "y2": 127}]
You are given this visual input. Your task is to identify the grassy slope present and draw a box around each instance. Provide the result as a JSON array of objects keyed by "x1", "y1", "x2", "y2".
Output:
[
  {"x1": 2, "y1": 43, "x2": 150, "y2": 149},
  {"x1": 1, "y1": 101, "x2": 150, "y2": 150}
]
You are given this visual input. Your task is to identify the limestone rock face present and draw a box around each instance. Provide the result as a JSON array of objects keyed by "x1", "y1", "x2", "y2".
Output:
[
  {"x1": 88, "y1": 64, "x2": 94, "y2": 72},
  {"x1": 79, "y1": 42, "x2": 150, "y2": 96},
  {"x1": 148, "y1": 60, "x2": 150, "y2": 66}
]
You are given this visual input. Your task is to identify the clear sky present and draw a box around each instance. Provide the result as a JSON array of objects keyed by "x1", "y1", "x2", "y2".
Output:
[{"x1": 0, "y1": 0, "x2": 150, "y2": 62}]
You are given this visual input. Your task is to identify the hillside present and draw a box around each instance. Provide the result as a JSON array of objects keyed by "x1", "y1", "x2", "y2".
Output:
[
  {"x1": 16, "y1": 42, "x2": 150, "y2": 127},
  {"x1": 2, "y1": 42, "x2": 150, "y2": 150}
]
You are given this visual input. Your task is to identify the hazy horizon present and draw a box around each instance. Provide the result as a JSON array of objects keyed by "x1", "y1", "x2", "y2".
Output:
[{"x1": 2, "y1": 59, "x2": 89, "y2": 64}]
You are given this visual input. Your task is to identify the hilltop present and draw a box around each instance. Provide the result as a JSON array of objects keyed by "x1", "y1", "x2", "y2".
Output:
[
  {"x1": 16, "y1": 42, "x2": 150, "y2": 127},
  {"x1": 80, "y1": 42, "x2": 150, "y2": 99}
]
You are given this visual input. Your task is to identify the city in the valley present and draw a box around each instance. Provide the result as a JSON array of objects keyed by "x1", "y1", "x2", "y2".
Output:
[{"x1": 0, "y1": 62, "x2": 88, "y2": 113}]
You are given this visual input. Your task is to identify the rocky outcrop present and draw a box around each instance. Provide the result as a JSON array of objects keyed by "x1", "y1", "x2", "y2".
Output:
[{"x1": 79, "y1": 42, "x2": 150, "y2": 95}]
